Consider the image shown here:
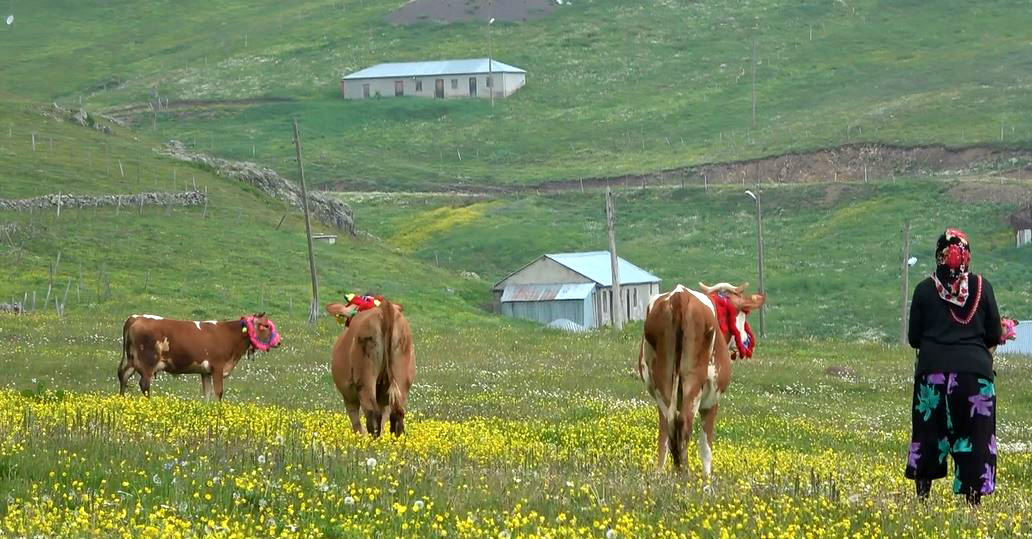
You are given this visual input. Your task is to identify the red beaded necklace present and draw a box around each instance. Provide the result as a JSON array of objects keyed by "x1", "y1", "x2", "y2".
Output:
[{"x1": 948, "y1": 275, "x2": 982, "y2": 325}]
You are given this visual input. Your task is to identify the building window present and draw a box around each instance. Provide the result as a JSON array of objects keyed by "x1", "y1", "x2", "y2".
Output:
[
  {"x1": 451, "y1": 79, "x2": 458, "y2": 89},
  {"x1": 415, "y1": 80, "x2": 422, "y2": 92},
  {"x1": 362, "y1": 84, "x2": 370, "y2": 98},
  {"x1": 486, "y1": 76, "x2": 492, "y2": 88},
  {"x1": 394, "y1": 80, "x2": 404, "y2": 96}
]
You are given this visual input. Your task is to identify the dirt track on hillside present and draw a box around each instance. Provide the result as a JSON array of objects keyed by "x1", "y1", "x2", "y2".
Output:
[
  {"x1": 534, "y1": 144, "x2": 1031, "y2": 193},
  {"x1": 324, "y1": 143, "x2": 1032, "y2": 194},
  {"x1": 388, "y1": 0, "x2": 557, "y2": 25}
]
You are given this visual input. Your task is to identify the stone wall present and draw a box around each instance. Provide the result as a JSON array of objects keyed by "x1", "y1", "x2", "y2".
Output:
[
  {"x1": 0, "y1": 191, "x2": 206, "y2": 211},
  {"x1": 158, "y1": 141, "x2": 355, "y2": 234}
]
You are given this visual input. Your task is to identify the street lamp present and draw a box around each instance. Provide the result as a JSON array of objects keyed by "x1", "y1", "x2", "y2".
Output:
[
  {"x1": 745, "y1": 189, "x2": 765, "y2": 337},
  {"x1": 488, "y1": 17, "x2": 496, "y2": 107}
]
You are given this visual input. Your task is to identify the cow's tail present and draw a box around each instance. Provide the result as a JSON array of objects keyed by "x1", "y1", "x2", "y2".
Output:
[
  {"x1": 667, "y1": 291, "x2": 688, "y2": 468},
  {"x1": 120, "y1": 323, "x2": 130, "y2": 370},
  {"x1": 380, "y1": 299, "x2": 402, "y2": 412},
  {"x1": 118, "y1": 317, "x2": 134, "y2": 394}
]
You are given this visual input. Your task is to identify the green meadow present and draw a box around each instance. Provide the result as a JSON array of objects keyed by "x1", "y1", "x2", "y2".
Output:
[{"x1": 4, "y1": 0, "x2": 1032, "y2": 187}]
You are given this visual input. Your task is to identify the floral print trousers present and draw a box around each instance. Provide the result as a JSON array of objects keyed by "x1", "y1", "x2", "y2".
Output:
[{"x1": 905, "y1": 372, "x2": 996, "y2": 497}]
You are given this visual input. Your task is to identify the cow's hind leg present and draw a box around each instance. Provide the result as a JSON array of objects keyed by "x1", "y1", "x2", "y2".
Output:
[
  {"x1": 344, "y1": 400, "x2": 364, "y2": 434},
  {"x1": 389, "y1": 408, "x2": 405, "y2": 437},
  {"x1": 699, "y1": 404, "x2": 718, "y2": 478},
  {"x1": 364, "y1": 409, "x2": 382, "y2": 438},
  {"x1": 117, "y1": 363, "x2": 135, "y2": 396},
  {"x1": 674, "y1": 379, "x2": 702, "y2": 472},
  {"x1": 359, "y1": 388, "x2": 382, "y2": 438},
  {"x1": 656, "y1": 407, "x2": 669, "y2": 471}
]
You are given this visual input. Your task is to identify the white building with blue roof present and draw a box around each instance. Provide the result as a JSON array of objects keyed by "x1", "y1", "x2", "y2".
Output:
[
  {"x1": 340, "y1": 58, "x2": 526, "y2": 100},
  {"x1": 492, "y1": 251, "x2": 662, "y2": 330}
]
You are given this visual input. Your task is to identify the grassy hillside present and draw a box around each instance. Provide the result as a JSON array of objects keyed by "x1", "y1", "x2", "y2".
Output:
[
  {"x1": 3, "y1": 1, "x2": 1032, "y2": 188},
  {"x1": 347, "y1": 181, "x2": 1032, "y2": 339},
  {"x1": 0, "y1": 98, "x2": 488, "y2": 328}
]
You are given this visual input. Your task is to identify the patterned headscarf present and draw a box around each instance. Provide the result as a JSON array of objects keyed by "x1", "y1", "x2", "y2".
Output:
[{"x1": 932, "y1": 228, "x2": 971, "y2": 307}]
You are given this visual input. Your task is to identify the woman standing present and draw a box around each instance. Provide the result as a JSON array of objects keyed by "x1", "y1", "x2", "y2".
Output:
[{"x1": 906, "y1": 228, "x2": 1003, "y2": 506}]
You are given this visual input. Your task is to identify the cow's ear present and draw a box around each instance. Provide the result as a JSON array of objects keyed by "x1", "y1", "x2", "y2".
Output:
[
  {"x1": 325, "y1": 303, "x2": 349, "y2": 317},
  {"x1": 394, "y1": 303, "x2": 404, "y2": 314}
]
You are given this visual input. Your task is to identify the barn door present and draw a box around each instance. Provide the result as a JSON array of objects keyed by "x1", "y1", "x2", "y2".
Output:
[
  {"x1": 435, "y1": 79, "x2": 444, "y2": 98},
  {"x1": 394, "y1": 80, "x2": 404, "y2": 96},
  {"x1": 468, "y1": 77, "x2": 477, "y2": 97}
]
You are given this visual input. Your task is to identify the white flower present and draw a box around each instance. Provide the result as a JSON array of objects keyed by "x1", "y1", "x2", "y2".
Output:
[
  {"x1": 606, "y1": 529, "x2": 618, "y2": 539},
  {"x1": 413, "y1": 500, "x2": 425, "y2": 511},
  {"x1": 499, "y1": 532, "x2": 511, "y2": 539},
  {"x1": 151, "y1": 474, "x2": 162, "y2": 486},
  {"x1": 366, "y1": 457, "x2": 377, "y2": 468},
  {"x1": 257, "y1": 454, "x2": 266, "y2": 465},
  {"x1": 344, "y1": 496, "x2": 355, "y2": 505}
]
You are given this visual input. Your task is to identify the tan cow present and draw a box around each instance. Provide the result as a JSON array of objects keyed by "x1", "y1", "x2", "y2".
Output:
[
  {"x1": 326, "y1": 299, "x2": 414, "y2": 438},
  {"x1": 638, "y1": 283, "x2": 764, "y2": 475},
  {"x1": 118, "y1": 313, "x2": 280, "y2": 399}
]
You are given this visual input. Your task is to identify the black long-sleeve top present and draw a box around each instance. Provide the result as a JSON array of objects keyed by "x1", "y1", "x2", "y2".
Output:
[{"x1": 908, "y1": 274, "x2": 1002, "y2": 379}]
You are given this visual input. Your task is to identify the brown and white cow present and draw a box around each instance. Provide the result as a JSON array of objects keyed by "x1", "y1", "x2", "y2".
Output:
[
  {"x1": 326, "y1": 299, "x2": 414, "y2": 438},
  {"x1": 118, "y1": 313, "x2": 280, "y2": 400},
  {"x1": 637, "y1": 283, "x2": 764, "y2": 475}
]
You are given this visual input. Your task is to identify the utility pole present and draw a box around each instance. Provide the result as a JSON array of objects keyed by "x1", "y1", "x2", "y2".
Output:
[
  {"x1": 487, "y1": 16, "x2": 496, "y2": 107},
  {"x1": 292, "y1": 118, "x2": 320, "y2": 325},
  {"x1": 755, "y1": 190, "x2": 765, "y2": 337},
  {"x1": 900, "y1": 219, "x2": 911, "y2": 345},
  {"x1": 751, "y1": 38, "x2": 757, "y2": 129},
  {"x1": 605, "y1": 188, "x2": 624, "y2": 330},
  {"x1": 746, "y1": 189, "x2": 765, "y2": 337}
]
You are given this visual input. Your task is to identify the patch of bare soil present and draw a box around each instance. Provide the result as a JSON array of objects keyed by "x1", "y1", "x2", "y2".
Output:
[
  {"x1": 533, "y1": 144, "x2": 1032, "y2": 193},
  {"x1": 388, "y1": 0, "x2": 556, "y2": 25},
  {"x1": 947, "y1": 182, "x2": 1032, "y2": 205}
]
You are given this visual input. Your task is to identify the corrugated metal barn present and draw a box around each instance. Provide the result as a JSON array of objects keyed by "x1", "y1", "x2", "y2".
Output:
[
  {"x1": 997, "y1": 320, "x2": 1032, "y2": 356},
  {"x1": 492, "y1": 252, "x2": 661, "y2": 330}
]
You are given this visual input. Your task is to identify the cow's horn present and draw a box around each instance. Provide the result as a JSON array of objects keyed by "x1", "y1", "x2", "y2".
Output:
[{"x1": 698, "y1": 282, "x2": 714, "y2": 294}]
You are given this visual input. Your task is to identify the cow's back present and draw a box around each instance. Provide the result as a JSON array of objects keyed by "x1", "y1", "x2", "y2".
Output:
[{"x1": 127, "y1": 317, "x2": 239, "y2": 374}]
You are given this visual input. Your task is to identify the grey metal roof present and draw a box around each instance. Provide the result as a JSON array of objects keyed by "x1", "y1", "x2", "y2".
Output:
[
  {"x1": 546, "y1": 252, "x2": 661, "y2": 286},
  {"x1": 500, "y1": 283, "x2": 595, "y2": 303},
  {"x1": 997, "y1": 320, "x2": 1032, "y2": 356},
  {"x1": 342, "y1": 58, "x2": 525, "y2": 80}
]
